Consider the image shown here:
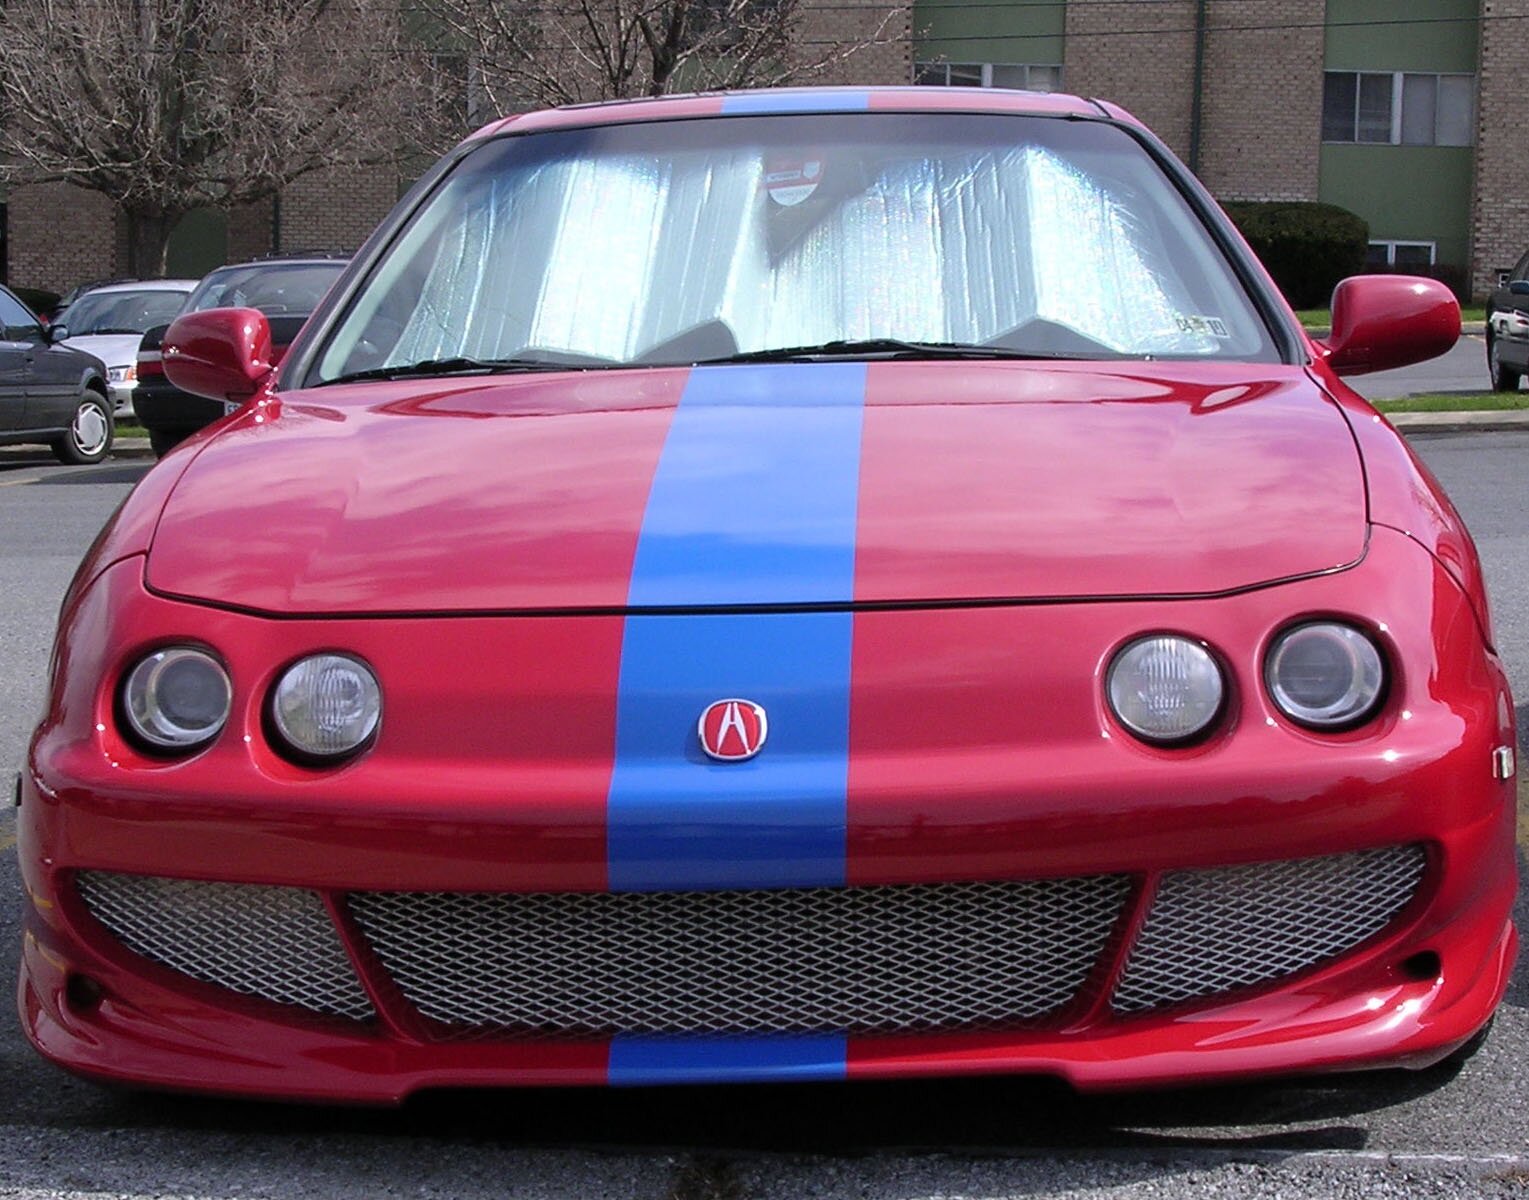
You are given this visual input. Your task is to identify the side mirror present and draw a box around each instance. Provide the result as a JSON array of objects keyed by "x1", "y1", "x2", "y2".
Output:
[
  {"x1": 1321, "y1": 276, "x2": 1459, "y2": 376},
  {"x1": 1508, "y1": 280, "x2": 1529, "y2": 297},
  {"x1": 162, "y1": 307, "x2": 274, "y2": 404},
  {"x1": 45, "y1": 323, "x2": 70, "y2": 343}
]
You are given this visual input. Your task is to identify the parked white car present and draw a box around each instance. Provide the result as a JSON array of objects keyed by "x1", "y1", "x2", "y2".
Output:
[{"x1": 56, "y1": 279, "x2": 196, "y2": 416}]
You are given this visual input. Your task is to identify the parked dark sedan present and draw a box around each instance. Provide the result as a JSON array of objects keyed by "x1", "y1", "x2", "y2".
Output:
[
  {"x1": 0, "y1": 284, "x2": 113, "y2": 463},
  {"x1": 135, "y1": 255, "x2": 347, "y2": 455},
  {"x1": 1485, "y1": 247, "x2": 1529, "y2": 391}
]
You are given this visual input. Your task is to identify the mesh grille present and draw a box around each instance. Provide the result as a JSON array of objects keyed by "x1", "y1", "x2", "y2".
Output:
[
  {"x1": 76, "y1": 872, "x2": 374, "y2": 1021},
  {"x1": 1112, "y1": 845, "x2": 1427, "y2": 1014},
  {"x1": 348, "y1": 876, "x2": 1131, "y2": 1035}
]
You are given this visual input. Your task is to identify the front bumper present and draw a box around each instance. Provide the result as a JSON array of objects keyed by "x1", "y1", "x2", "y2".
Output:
[
  {"x1": 19, "y1": 842, "x2": 1517, "y2": 1099},
  {"x1": 17, "y1": 526, "x2": 1519, "y2": 1099},
  {"x1": 106, "y1": 380, "x2": 135, "y2": 418},
  {"x1": 130, "y1": 384, "x2": 225, "y2": 435}
]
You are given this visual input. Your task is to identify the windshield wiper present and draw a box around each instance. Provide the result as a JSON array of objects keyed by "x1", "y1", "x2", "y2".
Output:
[
  {"x1": 686, "y1": 339, "x2": 1107, "y2": 365},
  {"x1": 317, "y1": 356, "x2": 599, "y2": 386}
]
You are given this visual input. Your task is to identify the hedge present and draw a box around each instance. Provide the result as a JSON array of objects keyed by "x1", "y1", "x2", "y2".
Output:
[{"x1": 1222, "y1": 201, "x2": 1369, "y2": 310}]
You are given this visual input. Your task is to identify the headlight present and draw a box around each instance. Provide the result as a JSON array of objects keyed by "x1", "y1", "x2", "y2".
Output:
[
  {"x1": 269, "y1": 653, "x2": 382, "y2": 762},
  {"x1": 1107, "y1": 635, "x2": 1225, "y2": 745},
  {"x1": 121, "y1": 647, "x2": 231, "y2": 752},
  {"x1": 107, "y1": 365, "x2": 137, "y2": 385},
  {"x1": 1265, "y1": 622, "x2": 1385, "y2": 729}
]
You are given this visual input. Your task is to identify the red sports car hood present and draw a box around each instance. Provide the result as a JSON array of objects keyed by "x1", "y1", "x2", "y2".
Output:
[{"x1": 145, "y1": 361, "x2": 1366, "y2": 615}]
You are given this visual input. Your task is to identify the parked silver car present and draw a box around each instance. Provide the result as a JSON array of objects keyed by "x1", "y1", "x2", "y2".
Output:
[{"x1": 55, "y1": 279, "x2": 196, "y2": 415}]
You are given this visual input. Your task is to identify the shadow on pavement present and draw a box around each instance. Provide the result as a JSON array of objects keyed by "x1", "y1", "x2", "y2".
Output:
[
  {"x1": 33, "y1": 464, "x2": 151, "y2": 486},
  {"x1": 74, "y1": 1055, "x2": 1473, "y2": 1157}
]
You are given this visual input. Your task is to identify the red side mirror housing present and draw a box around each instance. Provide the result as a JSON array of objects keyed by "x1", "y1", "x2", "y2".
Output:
[
  {"x1": 162, "y1": 307, "x2": 275, "y2": 404},
  {"x1": 1321, "y1": 275, "x2": 1459, "y2": 376}
]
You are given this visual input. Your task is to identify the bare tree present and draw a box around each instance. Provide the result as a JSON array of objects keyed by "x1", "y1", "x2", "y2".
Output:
[
  {"x1": 0, "y1": 0, "x2": 448, "y2": 275},
  {"x1": 421, "y1": 0, "x2": 907, "y2": 113}
]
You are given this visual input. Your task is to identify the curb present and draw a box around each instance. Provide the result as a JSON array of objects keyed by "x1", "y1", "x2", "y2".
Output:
[
  {"x1": 1385, "y1": 409, "x2": 1529, "y2": 434},
  {"x1": 111, "y1": 437, "x2": 153, "y2": 460},
  {"x1": 1304, "y1": 322, "x2": 1487, "y2": 338}
]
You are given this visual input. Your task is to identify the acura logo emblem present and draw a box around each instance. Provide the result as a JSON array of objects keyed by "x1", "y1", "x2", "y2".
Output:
[{"x1": 698, "y1": 699, "x2": 768, "y2": 762}]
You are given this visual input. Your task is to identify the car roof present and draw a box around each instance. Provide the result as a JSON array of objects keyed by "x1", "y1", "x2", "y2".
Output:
[
  {"x1": 212, "y1": 256, "x2": 349, "y2": 271},
  {"x1": 80, "y1": 279, "x2": 198, "y2": 295},
  {"x1": 474, "y1": 86, "x2": 1130, "y2": 141}
]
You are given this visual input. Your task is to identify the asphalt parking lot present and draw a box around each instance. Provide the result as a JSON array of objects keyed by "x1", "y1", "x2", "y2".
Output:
[
  {"x1": 1345, "y1": 331, "x2": 1492, "y2": 400},
  {"x1": 0, "y1": 429, "x2": 1525, "y2": 1200}
]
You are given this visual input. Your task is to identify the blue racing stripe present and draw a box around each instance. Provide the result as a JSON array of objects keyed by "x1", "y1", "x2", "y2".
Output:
[
  {"x1": 608, "y1": 363, "x2": 866, "y2": 894},
  {"x1": 608, "y1": 609, "x2": 852, "y2": 890},
  {"x1": 626, "y1": 363, "x2": 866, "y2": 608},
  {"x1": 721, "y1": 90, "x2": 870, "y2": 115},
  {"x1": 609, "y1": 1034, "x2": 848, "y2": 1086}
]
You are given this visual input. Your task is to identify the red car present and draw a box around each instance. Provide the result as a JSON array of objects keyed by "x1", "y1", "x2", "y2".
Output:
[{"x1": 18, "y1": 88, "x2": 1517, "y2": 1101}]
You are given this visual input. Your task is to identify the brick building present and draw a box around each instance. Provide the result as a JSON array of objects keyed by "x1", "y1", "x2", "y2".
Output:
[
  {"x1": 914, "y1": 0, "x2": 1527, "y2": 297},
  {"x1": 5, "y1": 0, "x2": 1523, "y2": 299},
  {"x1": 2, "y1": 168, "x2": 405, "y2": 298}
]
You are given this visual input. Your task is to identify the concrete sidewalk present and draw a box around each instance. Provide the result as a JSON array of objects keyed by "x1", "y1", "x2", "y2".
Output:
[
  {"x1": 112, "y1": 436, "x2": 154, "y2": 459},
  {"x1": 1383, "y1": 409, "x2": 1529, "y2": 434}
]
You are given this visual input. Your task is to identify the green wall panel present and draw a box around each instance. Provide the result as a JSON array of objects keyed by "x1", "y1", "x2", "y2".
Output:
[
  {"x1": 1325, "y1": 0, "x2": 1478, "y2": 73},
  {"x1": 166, "y1": 208, "x2": 227, "y2": 279},
  {"x1": 1318, "y1": 144, "x2": 1473, "y2": 268},
  {"x1": 915, "y1": 0, "x2": 1064, "y2": 66}
]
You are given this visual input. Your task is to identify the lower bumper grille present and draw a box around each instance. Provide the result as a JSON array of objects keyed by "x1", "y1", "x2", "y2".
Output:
[
  {"x1": 75, "y1": 871, "x2": 374, "y2": 1020},
  {"x1": 348, "y1": 876, "x2": 1131, "y2": 1034},
  {"x1": 72, "y1": 844, "x2": 1428, "y2": 1036},
  {"x1": 1111, "y1": 844, "x2": 1427, "y2": 1014}
]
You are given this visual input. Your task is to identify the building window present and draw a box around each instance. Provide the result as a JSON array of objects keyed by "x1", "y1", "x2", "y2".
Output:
[
  {"x1": 1366, "y1": 241, "x2": 1436, "y2": 270},
  {"x1": 1322, "y1": 72, "x2": 1474, "y2": 146},
  {"x1": 914, "y1": 63, "x2": 1063, "y2": 92}
]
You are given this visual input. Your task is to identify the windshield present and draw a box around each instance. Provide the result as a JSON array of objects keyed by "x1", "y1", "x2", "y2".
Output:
[
  {"x1": 316, "y1": 113, "x2": 1278, "y2": 381},
  {"x1": 189, "y1": 262, "x2": 345, "y2": 317},
  {"x1": 63, "y1": 287, "x2": 190, "y2": 335}
]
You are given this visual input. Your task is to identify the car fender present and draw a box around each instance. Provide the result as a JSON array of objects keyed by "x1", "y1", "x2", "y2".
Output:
[{"x1": 1311, "y1": 363, "x2": 1495, "y2": 647}]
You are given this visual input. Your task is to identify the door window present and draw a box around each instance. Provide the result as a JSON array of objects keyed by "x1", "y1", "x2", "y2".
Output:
[{"x1": 0, "y1": 289, "x2": 42, "y2": 341}]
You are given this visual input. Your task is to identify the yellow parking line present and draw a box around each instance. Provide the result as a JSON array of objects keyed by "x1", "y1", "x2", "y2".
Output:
[{"x1": 0, "y1": 475, "x2": 39, "y2": 487}]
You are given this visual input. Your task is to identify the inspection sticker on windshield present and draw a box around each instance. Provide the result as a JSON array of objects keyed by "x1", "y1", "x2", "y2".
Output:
[
  {"x1": 764, "y1": 156, "x2": 823, "y2": 206},
  {"x1": 1176, "y1": 314, "x2": 1231, "y2": 338}
]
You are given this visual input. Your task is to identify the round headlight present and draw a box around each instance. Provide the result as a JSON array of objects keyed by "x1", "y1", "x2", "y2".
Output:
[
  {"x1": 121, "y1": 647, "x2": 231, "y2": 752},
  {"x1": 1265, "y1": 622, "x2": 1385, "y2": 729},
  {"x1": 270, "y1": 653, "x2": 382, "y2": 762},
  {"x1": 1107, "y1": 635, "x2": 1225, "y2": 745}
]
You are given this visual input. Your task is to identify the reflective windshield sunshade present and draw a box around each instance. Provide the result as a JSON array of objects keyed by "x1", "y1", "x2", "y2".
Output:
[{"x1": 317, "y1": 114, "x2": 1277, "y2": 381}]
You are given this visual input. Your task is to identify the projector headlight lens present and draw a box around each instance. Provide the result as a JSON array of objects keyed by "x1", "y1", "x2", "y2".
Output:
[
  {"x1": 1266, "y1": 622, "x2": 1385, "y2": 729},
  {"x1": 122, "y1": 647, "x2": 231, "y2": 752}
]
